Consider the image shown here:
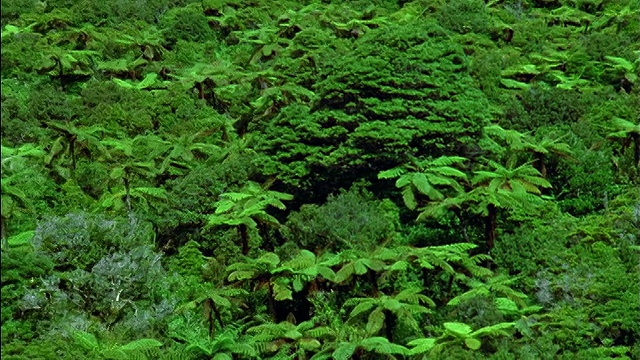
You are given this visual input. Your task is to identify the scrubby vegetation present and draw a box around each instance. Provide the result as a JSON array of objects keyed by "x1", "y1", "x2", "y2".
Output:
[{"x1": 1, "y1": 0, "x2": 639, "y2": 358}]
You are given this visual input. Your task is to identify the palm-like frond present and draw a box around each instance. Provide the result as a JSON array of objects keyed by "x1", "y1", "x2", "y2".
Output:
[
  {"x1": 379, "y1": 155, "x2": 468, "y2": 211},
  {"x1": 608, "y1": 117, "x2": 640, "y2": 138},
  {"x1": 448, "y1": 274, "x2": 528, "y2": 307}
]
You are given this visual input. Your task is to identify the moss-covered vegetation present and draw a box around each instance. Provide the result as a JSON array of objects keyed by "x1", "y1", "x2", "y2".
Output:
[{"x1": 1, "y1": 0, "x2": 639, "y2": 358}]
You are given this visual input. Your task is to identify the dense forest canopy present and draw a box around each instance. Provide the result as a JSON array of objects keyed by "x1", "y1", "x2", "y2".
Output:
[{"x1": 1, "y1": 0, "x2": 639, "y2": 359}]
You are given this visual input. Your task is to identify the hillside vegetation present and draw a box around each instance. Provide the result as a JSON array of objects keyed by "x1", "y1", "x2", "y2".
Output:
[{"x1": 1, "y1": 0, "x2": 639, "y2": 358}]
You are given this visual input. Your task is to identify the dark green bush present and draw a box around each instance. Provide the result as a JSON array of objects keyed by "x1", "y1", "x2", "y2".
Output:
[{"x1": 285, "y1": 188, "x2": 398, "y2": 252}]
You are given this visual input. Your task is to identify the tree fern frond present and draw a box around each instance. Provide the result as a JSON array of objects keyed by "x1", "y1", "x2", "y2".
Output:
[
  {"x1": 402, "y1": 186, "x2": 417, "y2": 210},
  {"x1": 407, "y1": 338, "x2": 437, "y2": 355},
  {"x1": 360, "y1": 337, "x2": 408, "y2": 355},
  {"x1": 470, "y1": 322, "x2": 515, "y2": 338},
  {"x1": 306, "y1": 326, "x2": 336, "y2": 339},
  {"x1": 378, "y1": 167, "x2": 406, "y2": 179},
  {"x1": 349, "y1": 301, "x2": 376, "y2": 318},
  {"x1": 428, "y1": 156, "x2": 468, "y2": 167},
  {"x1": 71, "y1": 330, "x2": 100, "y2": 352},
  {"x1": 221, "y1": 192, "x2": 253, "y2": 202},
  {"x1": 120, "y1": 339, "x2": 163, "y2": 352},
  {"x1": 332, "y1": 343, "x2": 357, "y2": 360}
]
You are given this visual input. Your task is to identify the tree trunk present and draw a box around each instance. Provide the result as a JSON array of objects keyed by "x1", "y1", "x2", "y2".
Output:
[
  {"x1": 633, "y1": 133, "x2": 639, "y2": 174},
  {"x1": 69, "y1": 137, "x2": 77, "y2": 172},
  {"x1": 384, "y1": 310, "x2": 395, "y2": 342},
  {"x1": 267, "y1": 284, "x2": 277, "y2": 321},
  {"x1": 123, "y1": 176, "x2": 132, "y2": 214},
  {"x1": 1, "y1": 215, "x2": 7, "y2": 252},
  {"x1": 535, "y1": 152, "x2": 547, "y2": 178},
  {"x1": 485, "y1": 204, "x2": 497, "y2": 251},
  {"x1": 453, "y1": 209, "x2": 470, "y2": 243},
  {"x1": 239, "y1": 224, "x2": 249, "y2": 255},
  {"x1": 368, "y1": 271, "x2": 380, "y2": 298},
  {"x1": 196, "y1": 82, "x2": 205, "y2": 99}
]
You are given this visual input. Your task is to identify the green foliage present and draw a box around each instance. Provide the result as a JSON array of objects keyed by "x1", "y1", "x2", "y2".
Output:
[
  {"x1": 159, "y1": 4, "x2": 216, "y2": 46},
  {"x1": 1, "y1": 0, "x2": 639, "y2": 358},
  {"x1": 343, "y1": 287, "x2": 434, "y2": 337},
  {"x1": 256, "y1": 19, "x2": 492, "y2": 195},
  {"x1": 206, "y1": 180, "x2": 293, "y2": 254},
  {"x1": 31, "y1": 212, "x2": 153, "y2": 271},
  {"x1": 285, "y1": 189, "x2": 397, "y2": 252},
  {"x1": 379, "y1": 155, "x2": 468, "y2": 210},
  {"x1": 1, "y1": 248, "x2": 54, "y2": 343},
  {"x1": 247, "y1": 320, "x2": 327, "y2": 357},
  {"x1": 71, "y1": 330, "x2": 163, "y2": 359},
  {"x1": 408, "y1": 320, "x2": 515, "y2": 356},
  {"x1": 169, "y1": 316, "x2": 256, "y2": 359}
]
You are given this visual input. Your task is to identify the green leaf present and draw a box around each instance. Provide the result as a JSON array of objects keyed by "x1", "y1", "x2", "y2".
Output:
[
  {"x1": 605, "y1": 56, "x2": 634, "y2": 71},
  {"x1": 7, "y1": 230, "x2": 35, "y2": 247},
  {"x1": 378, "y1": 167, "x2": 405, "y2": 179},
  {"x1": 293, "y1": 276, "x2": 304, "y2": 292},
  {"x1": 110, "y1": 167, "x2": 125, "y2": 180},
  {"x1": 214, "y1": 199, "x2": 236, "y2": 214},
  {"x1": 407, "y1": 338, "x2": 436, "y2": 355},
  {"x1": 464, "y1": 337, "x2": 481, "y2": 350},
  {"x1": 334, "y1": 263, "x2": 354, "y2": 283},
  {"x1": 272, "y1": 281, "x2": 293, "y2": 301},
  {"x1": 258, "y1": 252, "x2": 281, "y2": 267},
  {"x1": 112, "y1": 78, "x2": 136, "y2": 89},
  {"x1": 366, "y1": 309, "x2": 385, "y2": 335},
  {"x1": 349, "y1": 301, "x2": 376, "y2": 318},
  {"x1": 444, "y1": 322, "x2": 473, "y2": 337},
  {"x1": 412, "y1": 173, "x2": 434, "y2": 196},
  {"x1": 137, "y1": 73, "x2": 158, "y2": 89},
  {"x1": 395, "y1": 174, "x2": 411, "y2": 188},
  {"x1": 470, "y1": 322, "x2": 515, "y2": 338},
  {"x1": 228, "y1": 270, "x2": 255, "y2": 281},
  {"x1": 354, "y1": 260, "x2": 368, "y2": 275},
  {"x1": 500, "y1": 78, "x2": 530, "y2": 90},
  {"x1": 133, "y1": 187, "x2": 168, "y2": 199},
  {"x1": 72, "y1": 331, "x2": 99, "y2": 352},
  {"x1": 222, "y1": 192, "x2": 252, "y2": 201},
  {"x1": 213, "y1": 353, "x2": 233, "y2": 360},
  {"x1": 333, "y1": 343, "x2": 357, "y2": 360},
  {"x1": 494, "y1": 297, "x2": 518, "y2": 314},
  {"x1": 299, "y1": 338, "x2": 321, "y2": 350},
  {"x1": 402, "y1": 186, "x2": 417, "y2": 210},
  {"x1": 119, "y1": 338, "x2": 163, "y2": 352}
]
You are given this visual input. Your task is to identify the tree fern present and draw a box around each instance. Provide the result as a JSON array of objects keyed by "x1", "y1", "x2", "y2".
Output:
[
  {"x1": 206, "y1": 180, "x2": 293, "y2": 255},
  {"x1": 343, "y1": 287, "x2": 434, "y2": 337},
  {"x1": 408, "y1": 320, "x2": 514, "y2": 357},
  {"x1": 448, "y1": 274, "x2": 528, "y2": 307},
  {"x1": 71, "y1": 330, "x2": 162, "y2": 359},
  {"x1": 378, "y1": 155, "x2": 468, "y2": 210},
  {"x1": 247, "y1": 320, "x2": 326, "y2": 356}
]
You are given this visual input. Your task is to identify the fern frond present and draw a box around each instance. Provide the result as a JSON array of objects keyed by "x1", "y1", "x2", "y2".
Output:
[
  {"x1": 120, "y1": 339, "x2": 163, "y2": 352},
  {"x1": 428, "y1": 156, "x2": 468, "y2": 167},
  {"x1": 378, "y1": 167, "x2": 406, "y2": 179},
  {"x1": 71, "y1": 330, "x2": 100, "y2": 352}
]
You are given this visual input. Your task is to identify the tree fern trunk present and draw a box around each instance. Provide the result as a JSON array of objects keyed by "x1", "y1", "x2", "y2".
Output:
[
  {"x1": 196, "y1": 82, "x2": 204, "y2": 99},
  {"x1": 268, "y1": 284, "x2": 277, "y2": 321},
  {"x1": 369, "y1": 271, "x2": 379, "y2": 297},
  {"x1": 384, "y1": 310, "x2": 395, "y2": 342},
  {"x1": 535, "y1": 152, "x2": 547, "y2": 178},
  {"x1": 453, "y1": 209, "x2": 470, "y2": 243},
  {"x1": 239, "y1": 224, "x2": 249, "y2": 255},
  {"x1": 485, "y1": 204, "x2": 497, "y2": 251},
  {"x1": 69, "y1": 137, "x2": 77, "y2": 172},
  {"x1": 123, "y1": 176, "x2": 132, "y2": 214},
  {"x1": 1, "y1": 215, "x2": 7, "y2": 252},
  {"x1": 632, "y1": 133, "x2": 639, "y2": 174}
]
